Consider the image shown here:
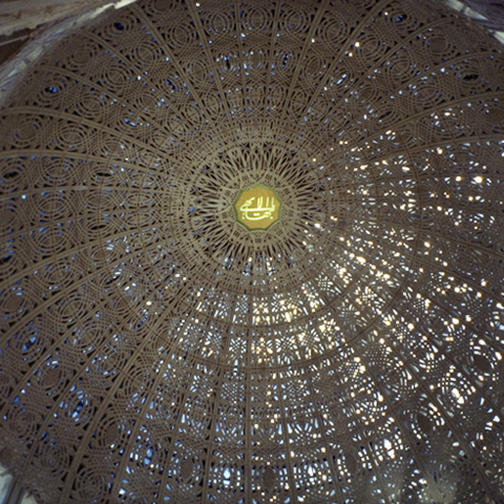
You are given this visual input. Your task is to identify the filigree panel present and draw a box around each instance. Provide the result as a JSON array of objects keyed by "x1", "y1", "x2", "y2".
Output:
[{"x1": 0, "y1": 0, "x2": 504, "y2": 503}]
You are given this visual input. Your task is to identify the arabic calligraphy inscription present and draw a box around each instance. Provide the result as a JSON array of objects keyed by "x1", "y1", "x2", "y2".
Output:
[{"x1": 233, "y1": 184, "x2": 281, "y2": 230}]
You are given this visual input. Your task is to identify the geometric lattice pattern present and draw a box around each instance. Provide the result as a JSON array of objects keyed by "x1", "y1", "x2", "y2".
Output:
[{"x1": 1, "y1": 0, "x2": 504, "y2": 502}]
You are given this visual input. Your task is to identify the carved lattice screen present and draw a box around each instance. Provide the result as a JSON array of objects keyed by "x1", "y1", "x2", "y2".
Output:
[{"x1": 0, "y1": 0, "x2": 503, "y2": 502}]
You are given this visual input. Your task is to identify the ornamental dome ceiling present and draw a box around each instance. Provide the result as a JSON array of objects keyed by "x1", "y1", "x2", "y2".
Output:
[{"x1": 0, "y1": 0, "x2": 504, "y2": 503}]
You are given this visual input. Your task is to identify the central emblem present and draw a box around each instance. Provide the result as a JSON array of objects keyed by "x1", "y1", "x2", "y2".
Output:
[{"x1": 233, "y1": 184, "x2": 281, "y2": 231}]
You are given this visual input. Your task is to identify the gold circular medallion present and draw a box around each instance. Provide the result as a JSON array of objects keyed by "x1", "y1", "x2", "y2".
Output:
[{"x1": 233, "y1": 184, "x2": 281, "y2": 231}]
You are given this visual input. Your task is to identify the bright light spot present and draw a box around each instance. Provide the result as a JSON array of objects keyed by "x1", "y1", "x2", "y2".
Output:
[
  {"x1": 354, "y1": 41, "x2": 360, "y2": 47},
  {"x1": 474, "y1": 175, "x2": 483, "y2": 184},
  {"x1": 424, "y1": 241, "x2": 431, "y2": 248},
  {"x1": 451, "y1": 387, "x2": 465, "y2": 405},
  {"x1": 452, "y1": 317, "x2": 460, "y2": 325}
]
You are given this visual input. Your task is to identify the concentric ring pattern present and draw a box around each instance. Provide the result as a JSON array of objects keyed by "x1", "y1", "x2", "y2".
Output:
[{"x1": 1, "y1": 0, "x2": 504, "y2": 502}]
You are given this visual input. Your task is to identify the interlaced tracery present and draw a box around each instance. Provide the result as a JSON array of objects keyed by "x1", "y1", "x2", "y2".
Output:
[{"x1": 0, "y1": 0, "x2": 504, "y2": 502}]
